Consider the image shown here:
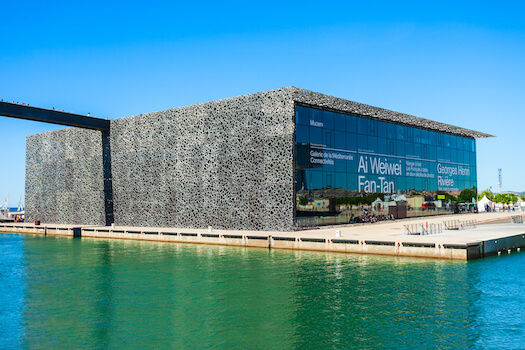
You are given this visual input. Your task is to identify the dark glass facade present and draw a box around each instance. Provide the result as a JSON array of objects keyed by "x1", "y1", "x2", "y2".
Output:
[{"x1": 295, "y1": 105, "x2": 477, "y2": 226}]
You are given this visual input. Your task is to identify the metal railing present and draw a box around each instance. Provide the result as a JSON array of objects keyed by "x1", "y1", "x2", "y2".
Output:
[
  {"x1": 404, "y1": 219, "x2": 478, "y2": 235},
  {"x1": 403, "y1": 223, "x2": 443, "y2": 235},
  {"x1": 443, "y1": 219, "x2": 477, "y2": 230},
  {"x1": 510, "y1": 215, "x2": 524, "y2": 224}
]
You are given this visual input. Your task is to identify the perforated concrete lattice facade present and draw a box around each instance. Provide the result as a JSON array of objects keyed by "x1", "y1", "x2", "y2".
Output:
[
  {"x1": 26, "y1": 128, "x2": 106, "y2": 225},
  {"x1": 25, "y1": 87, "x2": 491, "y2": 231},
  {"x1": 110, "y1": 88, "x2": 296, "y2": 231}
]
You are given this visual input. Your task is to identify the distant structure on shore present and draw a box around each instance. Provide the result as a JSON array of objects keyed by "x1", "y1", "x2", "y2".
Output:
[
  {"x1": 25, "y1": 87, "x2": 492, "y2": 231},
  {"x1": 498, "y1": 168, "x2": 503, "y2": 193}
]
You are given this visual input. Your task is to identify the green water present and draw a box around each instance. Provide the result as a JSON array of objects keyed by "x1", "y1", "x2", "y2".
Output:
[{"x1": 1, "y1": 233, "x2": 524, "y2": 349}]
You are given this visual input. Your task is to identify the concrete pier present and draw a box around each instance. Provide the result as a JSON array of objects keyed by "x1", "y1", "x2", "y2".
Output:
[{"x1": 2, "y1": 211, "x2": 525, "y2": 260}]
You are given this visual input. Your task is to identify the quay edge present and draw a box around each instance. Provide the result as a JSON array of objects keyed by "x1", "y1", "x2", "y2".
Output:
[{"x1": 2, "y1": 220, "x2": 525, "y2": 261}]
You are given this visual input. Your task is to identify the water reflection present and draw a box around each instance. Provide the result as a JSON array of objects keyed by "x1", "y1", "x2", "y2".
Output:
[
  {"x1": 0, "y1": 234, "x2": 25, "y2": 348},
  {"x1": 470, "y1": 255, "x2": 525, "y2": 349},
  {"x1": 94, "y1": 241, "x2": 113, "y2": 348},
  {"x1": 0, "y1": 234, "x2": 523, "y2": 348}
]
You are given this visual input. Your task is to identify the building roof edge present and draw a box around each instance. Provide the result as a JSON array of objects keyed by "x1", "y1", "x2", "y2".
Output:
[{"x1": 290, "y1": 87, "x2": 493, "y2": 139}]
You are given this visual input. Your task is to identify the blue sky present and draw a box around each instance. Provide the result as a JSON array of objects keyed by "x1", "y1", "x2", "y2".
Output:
[{"x1": 1, "y1": 1, "x2": 524, "y2": 206}]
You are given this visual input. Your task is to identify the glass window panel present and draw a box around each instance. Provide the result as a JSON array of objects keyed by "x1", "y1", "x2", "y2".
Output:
[
  {"x1": 396, "y1": 141, "x2": 405, "y2": 157},
  {"x1": 405, "y1": 177, "x2": 415, "y2": 190},
  {"x1": 310, "y1": 126, "x2": 323, "y2": 145},
  {"x1": 470, "y1": 152, "x2": 476, "y2": 166},
  {"x1": 450, "y1": 135, "x2": 457, "y2": 150},
  {"x1": 464, "y1": 150, "x2": 470, "y2": 165},
  {"x1": 428, "y1": 177, "x2": 438, "y2": 192},
  {"x1": 437, "y1": 147, "x2": 444, "y2": 161},
  {"x1": 334, "y1": 159, "x2": 346, "y2": 173},
  {"x1": 346, "y1": 115, "x2": 357, "y2": 133},
  {"x1": 323, "y1": 110, "x2": 334, "y2": 130},
  {"x1": 358, "y1": 174, "x2": 377, "y2": 193},
  {"x1": 334, "y1": 131, "x2": 346, "y2": 149},
  {"x1": 323, "y1": 157, "x2": 335, "y2": 172},
  {"x1": 396, "y1": 125, "x2": 405, "y2": 140},
  {"x1": 335, "y1": 172, "x2": 347, "y2": 189},
  {"x1": 415, "y1": 144, "x2": 424, "y2": 158},
  {"x1": 421, "y1": 145, "x2": 429, "y2": 159},
  {"x1": 370, "y1": 119, "x2": 378, "y2": 136},
  {"x1": 437, "y1": 133, "x2": 444, "y2": 147},
  {"x1": 357, "y1": 117, "x2": 368, "y2": 135},
  {"x1": 455, "y1": 150, "x2": 463, "y2": 164},
  {"x1": 422, "y1": 160, "x2": 431, "y2": 176},
  {"x1": 378, "y1": 137, "x2": 387, "y2": 155},
  {"x1": 405, "y1": 143, "x2": 414, "y2": 158},
  {"x1": 413, "y1": 128, "x2": 421, "y2": 144},
  {"x1": 458, "y1": 136, "x2": 464, "y2": 151},
  {"x1": 367, "y1": 136, "x2": 378, "y2": 153},
  {"x1": 390, "y1": 157, "x2": 402, "y2": 171},
  {"x1": 395, "y1": 177, "x2": 405, "y2": 192},
  {"x1": 295, "y1": 106, "x2": 310, "y2": 125},
  {"x1": 429, "y1": 145, "x2": 437, "y2": 161},
  {"x1": 324, "y1": 130, "x2": 333, "y2": 147},
  {"x1": 388, "y1": 140, "x2": 396, "y2": 156},
  {"x1": 333, "y1": 112, "x2": 346, "y2": 132},
  {"x1": 429, "y1": 131, "x2": 437, "y2": 146},
  {"x1": 347, "y1": 155, "x2": 358, "y2": 174},
  {"x1": 414, "y1": 178, "x2": 423, "y2": 191},
  {"x1": 296, "y1": 125, "x2": 309, "y2": 143},
  {"x1": 295, "y1": 143, "x2": 311, "y2": 169},
  {"x1": 310, "y1": 171, "x2": 323, "y2": 190},
  {"x1": 357, "y1": 134, "x2": 368, "y2": 152},
  {"x1": 444, "y1": 147, "x2": 452, "y2": 162},
  {"x1": 310, "y1": 108, "x2": 323, "y2": 127},
  {"x1": 346, "y1": 133, "x2": 357, "y2": 152},
  {"x1": 456, "y1": 137, "x2": 463, "y2": 150},
  {"x1": 387, "y1": 123, "x2": 397, "y2": 140},
  {"x1": 406, "y1": 127, "x2": 413, "y2": 142},
  {"x1": 347, "y1": 173, "x2": 358, "y2": 191},
  {"x1": 325, "y1": 172, "x2": 334, "y2": 189},
  {"x1": 421, "y1": 130, "x2": 429, "y2": 145},
  {"x1": 457, "y1": 180, "x2": 465, "y2": 192},
  {"x1": 444, "y1": 134, "x2": 451, "y2": 148},
  {"x1": 377, "y1": 121, "x2": 387, "y2": 138},
  {"x1": 296, "y1": 170, "x2": 306, "y2": 191}
]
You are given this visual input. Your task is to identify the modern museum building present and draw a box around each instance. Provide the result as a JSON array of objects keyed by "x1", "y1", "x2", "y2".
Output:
[{"x1": 26, "y1": 87, "x2": 492, "y2": 231}]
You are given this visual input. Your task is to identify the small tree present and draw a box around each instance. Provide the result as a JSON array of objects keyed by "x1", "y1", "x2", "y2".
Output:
[
  {"x1": 437, "y1": 190, "x2": 456, "y2": 202},
  {"x1": 493, "y1": 193, "x2": 505, "y2": 204},
  {"x1": 297, "y1": 196, "x2": 308, "y2": 205},
  {"x1": 478, "y1": 189, "x2": 494, "y2": 201},
  {"x1": 458, "y1": 188, "x2": 476, "y2": 203},
  {"x1": 493, "y1": 193, "x2": 516, "y2": 204}
]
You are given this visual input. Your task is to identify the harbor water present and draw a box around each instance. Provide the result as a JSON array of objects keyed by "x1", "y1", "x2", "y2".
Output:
[{"x1": 1, "y1": 232, "x2": 524, "y2": 349}]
